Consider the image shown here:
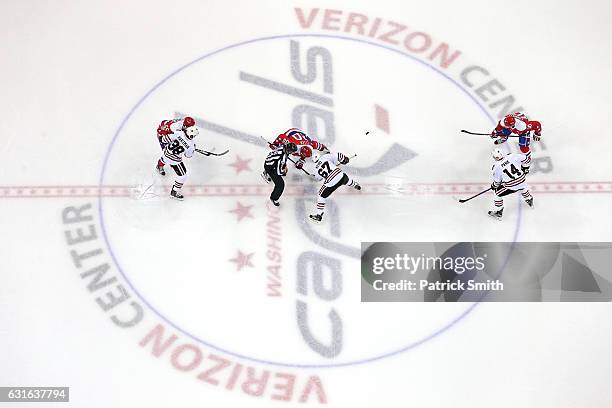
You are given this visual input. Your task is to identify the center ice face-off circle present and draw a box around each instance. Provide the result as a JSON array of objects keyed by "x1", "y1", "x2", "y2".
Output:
[{"x1": 99, "y1": 34, "x2": 522, "y2": 368}]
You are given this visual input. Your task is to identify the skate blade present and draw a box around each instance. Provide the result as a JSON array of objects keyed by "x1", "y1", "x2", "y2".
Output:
[
  {"x1": 487, "y1": 214, "x2": 502, "y2": 221},
  {"x1": 309, "y1": 216, "x2": 322, "y2": 223},
  {"x1": 170, "y1": 195, "x2": 184, "y2": 201}
]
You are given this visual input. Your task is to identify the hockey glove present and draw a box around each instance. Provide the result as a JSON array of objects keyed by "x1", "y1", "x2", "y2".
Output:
[
  {"x1": 295, "y1": 159, "x2": 304, "y2": 169},
  {"x1": 521, "y1": 166, "x2": 530, "y2": 174},
  {"x1": 533, "y1": 133, "x2": 541, "y2": 141},
  {"x1": 491, "y1": 182, "x2": 502, "y2": 192}
]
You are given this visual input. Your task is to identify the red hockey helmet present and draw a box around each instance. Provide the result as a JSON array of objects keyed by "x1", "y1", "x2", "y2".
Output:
[
  {"x1": 503, "y1": 116, "x2": 515, "y2": 128},
  {"x1": 299, "y1": 145, "x2": 312, "y2": 158},
  {"x1": 183, "y1": 116, "x2": 196, "y2": 128}
]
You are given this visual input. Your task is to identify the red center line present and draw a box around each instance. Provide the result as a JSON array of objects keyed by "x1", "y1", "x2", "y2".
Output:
[{"x1": 0, "y1": 182, "x2": 611, "y2": 199}]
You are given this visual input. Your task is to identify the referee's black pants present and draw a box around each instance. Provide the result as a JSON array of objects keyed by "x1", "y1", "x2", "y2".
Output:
[{"x1": 264, "y1": 165, "x2": 285, "y2": 201}]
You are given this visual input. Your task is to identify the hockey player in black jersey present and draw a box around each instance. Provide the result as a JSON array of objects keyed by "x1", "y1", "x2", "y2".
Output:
[{"x1": 262, "y1": 142, "x2": 297, "y2": 206}]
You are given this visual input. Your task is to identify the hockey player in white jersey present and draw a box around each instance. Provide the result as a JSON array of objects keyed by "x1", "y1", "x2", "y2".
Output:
[
  {"x1": 309, "y1": 151, "x2": 361, "y2": 223},
  {"x1": 156, "y1": 116, "x2": 197, "y2": 174},
  {"x1": 488, "y1": 147, "x2": 534, "y2": 220},
  {"x1": 156, "y1": 125, "x2": 199, "y2": 200}
]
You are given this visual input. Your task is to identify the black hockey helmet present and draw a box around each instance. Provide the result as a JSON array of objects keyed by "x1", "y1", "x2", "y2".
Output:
[{"x1": 284, "y1": 142, "x2": 297, "y2": 153}]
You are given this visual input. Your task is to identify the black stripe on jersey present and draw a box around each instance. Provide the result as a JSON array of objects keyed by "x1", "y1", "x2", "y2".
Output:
[
  {"x1": 325, "y1": 168, "x2": 342, "y2": 184},
  {"x1": 164, "y1": 150, "x2": 182, "y2": 162},
  {"x1": 265, "y1": 148, "x2": 288, "y2": 176},
  {"x1": 171, "y1": 162, "x2": 187, "y2": 176}
]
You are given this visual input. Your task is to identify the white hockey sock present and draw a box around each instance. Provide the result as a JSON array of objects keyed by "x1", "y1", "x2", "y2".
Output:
[
  {"x1": 173, "y1": 181, "x2": 184, "y2": 191},
  {"x1": 521, "y1": 190, "x2": 532, "y2": 201},
  {"x1": 316, "y1": 196, "x2": 326, "y2": 215},
  {"x1": 494, "y1": 198, "x2": 504, "y2": 211},
  {"x1": 523, "y1": 151, "x2": 532, "y2": 166}
]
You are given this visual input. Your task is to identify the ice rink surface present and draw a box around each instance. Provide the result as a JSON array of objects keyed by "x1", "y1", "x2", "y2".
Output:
[{"x1": 1, "y1": 1, "x2": 612, "y2": 407}]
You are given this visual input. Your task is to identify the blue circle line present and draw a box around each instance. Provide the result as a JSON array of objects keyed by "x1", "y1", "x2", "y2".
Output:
[{"x1": 98, "y1": 33, "x2": 520, "y2": 369}]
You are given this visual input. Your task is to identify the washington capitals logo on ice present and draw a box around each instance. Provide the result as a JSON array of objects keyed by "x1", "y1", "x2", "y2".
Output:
[{"x1": 61, "y1": 6, "x2": 554, "y2": 404}]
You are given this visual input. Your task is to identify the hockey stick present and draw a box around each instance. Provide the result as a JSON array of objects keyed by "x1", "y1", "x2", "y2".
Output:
[
  {"x1": 196, "y1": 148, "x2": 229, "y2": 156},
  {"x1": 456, "y1": 187, "x2": 492, "y2": 203},
  {"x1": 460, "y1": 129, "x2": 520, "y2": 137},
  {"x1": 289, "y1": 158, "x2": 314, "y2": 177},
  {"x1": 259, "y1": 136, "x2": 314, "y2": 177}
]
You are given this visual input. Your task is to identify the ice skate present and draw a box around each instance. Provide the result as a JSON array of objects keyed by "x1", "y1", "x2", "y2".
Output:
[
  {"x1": 156, "y1": 163, "x2": 166, "y2": 176},
  {"x1": 309, "y1": 213, "x2": 323, "y2": 223},
  {"x1": 170, "y1": 189, "x2": 184, "y2": 201},
  {"x1": 487, "y1": 209, "x2": 503, "y2": 221}
]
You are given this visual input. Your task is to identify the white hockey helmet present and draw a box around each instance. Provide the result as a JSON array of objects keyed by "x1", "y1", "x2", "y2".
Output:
[
  {"x1": 185, "y1": 126, "x2": 199, "y2": 139},
  {"x1": 492, "y1": 147, "x2": 505, "y2": 161}
]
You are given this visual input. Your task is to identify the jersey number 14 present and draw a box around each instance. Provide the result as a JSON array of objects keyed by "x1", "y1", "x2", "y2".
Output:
[{"x1": 503, "y1": 163, "x2": 523, "y2": 180}]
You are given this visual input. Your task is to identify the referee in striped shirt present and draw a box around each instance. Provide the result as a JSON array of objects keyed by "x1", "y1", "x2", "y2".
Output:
[{"x1": 263, "y1": 142, "x2": 297, "y2": 206}]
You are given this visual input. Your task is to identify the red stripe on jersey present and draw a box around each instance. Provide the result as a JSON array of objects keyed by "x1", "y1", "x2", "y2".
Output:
[{"x1": 505, "y1": 175, "x2": 526, "y2": 187}]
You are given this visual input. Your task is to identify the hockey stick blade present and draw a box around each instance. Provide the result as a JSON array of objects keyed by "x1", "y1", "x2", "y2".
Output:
[
  {"x1": 456, "y1": 187, "x2": 492, "y2": 203},
  {"x1": 207, "y1": 149, "x2": 229, "y2": 156},
  {"x1": 196, "y1": 148, "x2": 229, "y2": 156},
  {"x1": 460, "y1": 129, "x2": 490, "y2": 136}
]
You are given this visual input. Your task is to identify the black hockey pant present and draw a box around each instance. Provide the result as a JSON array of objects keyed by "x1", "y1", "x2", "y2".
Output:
[{"x1": 265, "y1": 165, "x2": 285, "y2": 201}]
